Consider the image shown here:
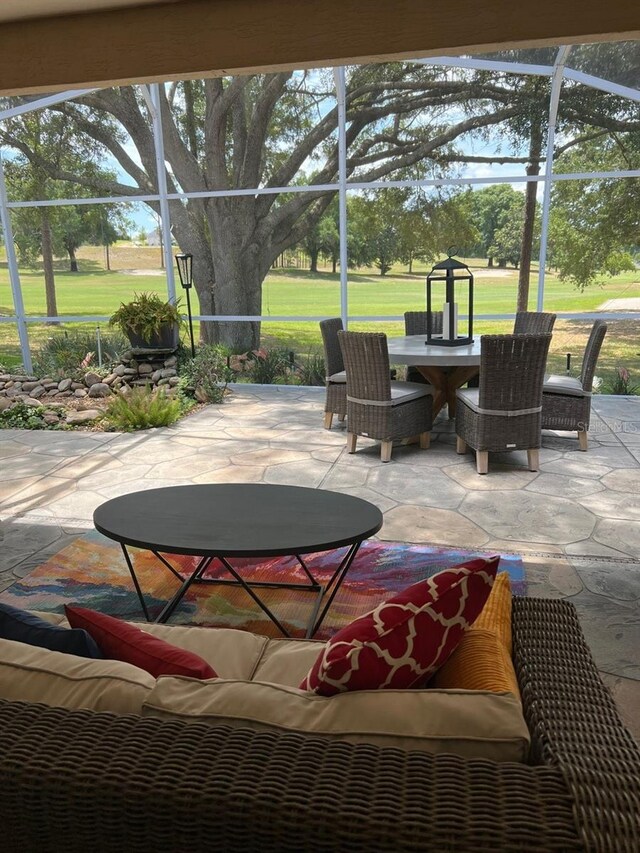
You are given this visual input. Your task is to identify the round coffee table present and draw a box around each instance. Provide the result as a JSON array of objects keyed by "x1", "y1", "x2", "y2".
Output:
[{"x1": 93, "y1": 484, "x2": 383, "y2": 638}]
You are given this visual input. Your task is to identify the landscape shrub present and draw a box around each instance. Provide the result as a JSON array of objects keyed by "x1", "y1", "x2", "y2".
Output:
[
  {"x1": 104, "y1": 387, "x2": 183, "y2": 431},
  {"x1": 0, "y1": 401, "x2": 66, "y2": 430},
  {"x1": 296, "y1": 351, "x2": 326, "y2": 386},
  {"x1": 32, "y1": 329, "x2": 128, "y2": 378},
  {"x1": 245, "y1": 348, "x2": 293, "y2": 384},
  {"x1": 606, "y1": 367, "x2": 639, "y2": 395},
  {"x1": 180, "y1": 344, "x2": 232, "y2": 403}
]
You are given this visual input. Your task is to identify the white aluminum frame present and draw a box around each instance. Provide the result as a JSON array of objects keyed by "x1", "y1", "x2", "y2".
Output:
[{"x1": 1, "y1": 46, "x2": 639, "y2": 368}]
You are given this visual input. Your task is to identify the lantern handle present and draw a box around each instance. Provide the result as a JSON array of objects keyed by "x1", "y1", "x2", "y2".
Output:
[{"x1": 447, "y1": 245, "x2": 458, "y2": 258}]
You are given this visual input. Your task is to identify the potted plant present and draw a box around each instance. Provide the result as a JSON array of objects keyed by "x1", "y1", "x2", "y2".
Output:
[{"x1": 109, "y1": 292, "x2": 183, "y2": 350}]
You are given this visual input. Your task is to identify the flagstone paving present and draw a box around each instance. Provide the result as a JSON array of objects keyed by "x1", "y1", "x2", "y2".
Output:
[{"x1": 0, "y1": 386, "x2": 638, "y2": 738}]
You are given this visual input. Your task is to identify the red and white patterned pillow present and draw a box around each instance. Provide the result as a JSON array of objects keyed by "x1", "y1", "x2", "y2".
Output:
[{"x1": 300, "y1": 556, "x2": 499, "y2": 696}]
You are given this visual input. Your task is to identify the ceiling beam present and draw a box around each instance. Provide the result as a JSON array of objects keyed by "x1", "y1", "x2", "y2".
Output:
[{"x1": 1, "y1": 0, "x2": 638, "y2": 95}]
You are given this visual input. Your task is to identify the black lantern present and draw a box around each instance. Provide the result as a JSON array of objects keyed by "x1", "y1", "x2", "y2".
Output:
[
  {"x1": 175, "y1": 253, "x2": 195, "y2": 357},
  {"x1": 425, "y1": 250, "x2": 474, "y2": 347}
]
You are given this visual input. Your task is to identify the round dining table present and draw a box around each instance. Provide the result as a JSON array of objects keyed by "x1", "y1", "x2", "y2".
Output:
[{"x1": 387, "y1": 335, "x2": 482, "y2": 418}]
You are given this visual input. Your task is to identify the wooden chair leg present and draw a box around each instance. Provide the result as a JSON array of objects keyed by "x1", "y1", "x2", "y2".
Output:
[
  {"x1": 419, "y1": 432, "x2": 430, "y2": 449},
  {"x1": 476, "y1": 450, "x2": 489, "y2": 474},
  {"x1": 338, "y1": 414, "x2": 346, "y2": 422},
  {"x1": 527, "y1": 449, "x2": 540, "y2": 471},
  {"x1": 381, "y1": 441, "x2": 393, "y2": 463},
  {"x1": 456, "y1": 436, "x2": 467, "y2": 455},
  {"x1": 346, "y1": 432, "x2": 357, "y2": 454},
  {"x1": 324, "y1": 412, "x2": 333, "y2": 430},
  {"x1": 578, "y1": 430, "x2": 588, "y2": 451}
]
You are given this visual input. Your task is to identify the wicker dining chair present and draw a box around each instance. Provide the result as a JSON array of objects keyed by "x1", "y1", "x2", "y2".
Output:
[
  {"x1": 319, "y1": 318, "x2": 347, "y2": 429},
  {"x1": 404, "y1": 311, "x2": 443, "y2": 383},
  {"x1": 513, "y1": 311, "x2": 557, "y2": 335},
  {"x1": 542, "y1": 320, "x2": 607, "y2": 451},
  {"x1": 338, "y1": 331, "x2": 433, "y2": 462},
  {"x1": 456, "y1": 333, "x2": 552, "y2": 474}
]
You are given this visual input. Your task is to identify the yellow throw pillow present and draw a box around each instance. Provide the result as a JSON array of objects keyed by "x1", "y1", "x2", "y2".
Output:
[
  {"x1": 473, "y1": 571, "x2": 513, "y2": 654},
  {"x1": 431, "y1": 571, "x2": 520, "y2": 700},
  {"x1": 431, "y1": 629, "x2": 519, "y2": 696}
]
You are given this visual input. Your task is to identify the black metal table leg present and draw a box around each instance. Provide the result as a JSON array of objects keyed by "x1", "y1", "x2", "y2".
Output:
[
  {"x1": 120, "y1": 543, "x2": 150, "y2": 621},
  {"x1": 311, "y1": 541, "x2": 362, "y2": 636}
]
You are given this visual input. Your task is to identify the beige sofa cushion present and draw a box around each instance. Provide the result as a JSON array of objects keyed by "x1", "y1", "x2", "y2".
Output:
[
  {"x1": 0, "y1": 637, "x2": 154, "y2": 714},
  {"x1": 142, "y1": 677, "x2": 530, "y2": 762},
  {"x1": 29, "y1": 611, "x2": 269, "y2": 680},
  {"x1": 122, "y1": 622, "x2": 269, "y2": 680},
  {"x1": 253, "y1": 638, "x2": 325, "y2": 687}
]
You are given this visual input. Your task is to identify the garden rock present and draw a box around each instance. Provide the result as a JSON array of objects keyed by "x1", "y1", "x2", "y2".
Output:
[
  {"x1": 74, "y1": 388, "x2": 88, "y2": 398},
  {"x1": 138, "y1": 363, "x2": 153, "y2": 375},
  {"x1": 113, "y1": 364, "x2": 126, "y2": 377},
  {"x1": 71, "y1": 382, "x2": 84, "y2": 390},
  {"x1": 103, "y1": 373, "x2": 117, "y2": 385},
  {"x1": 0, "y1": 398, "x2": 12, "y2": 411},
  {"x1": 22, "y1": 397, "x2": 41, "y2": 407},
  {"x1": 30, "y1": 386, "x2": 46, "y2": 398},
  {"x1": 42, "y1": 412, "x2": 61, "y2": 425},
  {"x1": 164, "y1": 355, "x2": 177, "y2": 368},
  {"x1": 84, "y1": 372, "x2": 102, "y2": 387},
  {"x1": 58, "y1": 378, "x2": 72, "y2": 392},
  {"x1": 66, "y1": 409, "x2": 101, "y2": 425},
  {"x1": 88, "y1": 383, "x2": 111, "y2": 398},
  {"x1": 21, "y1": 381, "x2": 39, "y2": 392}
]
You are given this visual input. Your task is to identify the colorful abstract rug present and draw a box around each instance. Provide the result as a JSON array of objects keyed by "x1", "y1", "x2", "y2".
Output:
[{"x1": 1, "y1": 531, "x2": 525, "y2": 640}]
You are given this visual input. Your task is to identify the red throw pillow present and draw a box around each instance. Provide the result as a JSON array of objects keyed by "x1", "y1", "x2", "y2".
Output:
[
  {"x1": 300, "y1": 556, "x2": 499, "y2": 696},
  {"x1": 64, "y1": 606, "x2": 217, "y2": 680}
]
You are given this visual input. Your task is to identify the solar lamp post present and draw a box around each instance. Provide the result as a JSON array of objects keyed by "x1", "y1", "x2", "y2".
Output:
[{"x1": 175, "y1": 253, "x2": 196, "y2": 357}]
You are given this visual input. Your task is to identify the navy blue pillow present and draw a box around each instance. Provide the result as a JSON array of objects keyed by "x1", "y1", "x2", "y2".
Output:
[{"x1": 0, "y1": 602, "x2": 103, "y2": 659}]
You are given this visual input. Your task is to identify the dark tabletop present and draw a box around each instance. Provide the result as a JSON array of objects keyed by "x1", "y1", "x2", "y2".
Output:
[{"x1": 93, "y1": 484, "x2": 383, "y2": 557}]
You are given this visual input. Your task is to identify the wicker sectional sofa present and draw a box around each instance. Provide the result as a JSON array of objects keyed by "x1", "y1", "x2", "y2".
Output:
[{"x1": 1, "y1": 597, "x2": 638, "y2": 852}]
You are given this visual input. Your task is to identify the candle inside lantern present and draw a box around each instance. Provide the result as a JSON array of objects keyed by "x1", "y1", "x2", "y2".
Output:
[{"x1": 442, "y1": 302, "x2": 458, "y2": 340}]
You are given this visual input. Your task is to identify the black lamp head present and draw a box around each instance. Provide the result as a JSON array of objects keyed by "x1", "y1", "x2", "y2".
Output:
[{"x1": 175, "y1": 253, "x2": 193, "y2": 289}]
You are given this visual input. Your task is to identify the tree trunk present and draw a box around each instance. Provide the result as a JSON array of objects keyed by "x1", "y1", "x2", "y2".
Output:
[
  {"x1": 188, "y1": 223, "x2": 262, "y2": 351},
  {"x1": 408, "y1": 253, "x2": 413, "y2": 274},
  {"x1": 332, "y1": 255, "x2": 337, "y2": 274},
  {"x1": 183, "y1": 80, "x2": 199, "y2": 159},
  {"x1": 40, "y1": 210, "x2": 58, "y2": 318},
  {"x1": 68, "y1": 246, "x2": 79, "y2": 272},
  {"x1": 309, "y1": 247, "x2": 319, "y2": 273},
  {"x1": 488, "y1": 257, "x2": 493, "y2": 268},
  {"x1": 517, "y1": 121, "x2": 543, "y2": 312},
  {"x1": 105, "y1": 242, "x2": 111, "y2": 271}
]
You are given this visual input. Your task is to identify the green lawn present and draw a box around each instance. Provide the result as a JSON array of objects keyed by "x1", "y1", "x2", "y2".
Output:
[{"x1": 1, "y1": 248, "x2": 639, "y2": 386}]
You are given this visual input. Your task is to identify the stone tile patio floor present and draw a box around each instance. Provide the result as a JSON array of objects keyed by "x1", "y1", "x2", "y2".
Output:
[{"x1": 1, "y1": 386, "x2": 638, "y2": 739}]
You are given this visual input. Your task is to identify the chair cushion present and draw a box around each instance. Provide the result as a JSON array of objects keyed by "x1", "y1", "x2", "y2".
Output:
[
  {"x1": 300, "y1": 556, "x2": 499, "y2": 696},
  {"x1": 456, "y1": 388, "x2": 481, "y2": 412},
  {"x1": 65, "y1": 606, "x2": 218, "y2": 680},
  {"x1": 0, "y1": 602, "x2": 102, "y2": 659},
  {"x1": 0, "y1": 637, "x2": 154, "y2": 714},
  {"x1": 389, "y1": 380, "x2": 433, "y2": 405},
  {"x1": 142, "y1": 677, "x2": 530, "y2": 762},
  {"x1": 328, "y1": 370, "x2": 347, "y2": 383},
  {"x1": 431, "y1": 574, "x2": 520, "y2": 699},
  {"x1": 543, "y1": 374, "x2": 586, "y2": 397}
]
